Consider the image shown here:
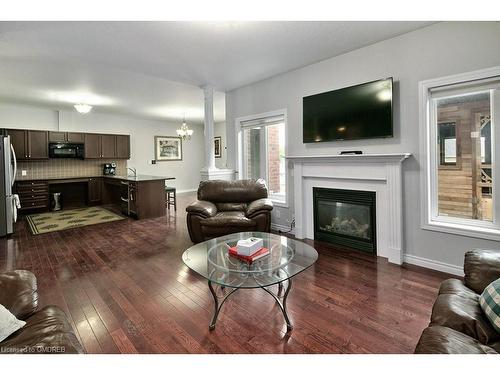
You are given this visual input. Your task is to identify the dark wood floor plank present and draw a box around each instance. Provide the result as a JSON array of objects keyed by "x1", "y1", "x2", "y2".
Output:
[{"x1": 0, "y1": 192, "x2": 453, "y2": 353}]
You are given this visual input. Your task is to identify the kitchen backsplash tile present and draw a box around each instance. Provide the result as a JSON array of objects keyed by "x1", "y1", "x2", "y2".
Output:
[{"x1": 16, "y1": 159, "x2": 127, "y2": 180}]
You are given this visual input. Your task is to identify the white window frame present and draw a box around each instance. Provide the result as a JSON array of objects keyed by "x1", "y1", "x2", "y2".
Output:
[
  {"x1": 235, "y1": 109, "x2": 288, "y2": 207},
  {"x1": 419, "y1": 66, "x2": 500, "y2": 241}
]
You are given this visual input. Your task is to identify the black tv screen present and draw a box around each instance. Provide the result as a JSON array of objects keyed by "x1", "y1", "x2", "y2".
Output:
[{"x1": 303, "y1": 77, "x2": 393, "y2": 143}]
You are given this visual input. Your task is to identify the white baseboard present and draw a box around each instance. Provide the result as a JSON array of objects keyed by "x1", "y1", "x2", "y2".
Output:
[
  {"x1": 271, "y1": 222, "x2": 295, "y2": 235},
  {"x1": 267, "y1": 226, "x2": 462, "y2": 276},
  {"x1": 404, "y1": 254, "x2": 464, "y2": 276}
]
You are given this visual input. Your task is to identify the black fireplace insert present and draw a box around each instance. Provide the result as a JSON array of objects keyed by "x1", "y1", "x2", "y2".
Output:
[{"x1": 313, "y1": 187, "x2": 376, "y2": 254}]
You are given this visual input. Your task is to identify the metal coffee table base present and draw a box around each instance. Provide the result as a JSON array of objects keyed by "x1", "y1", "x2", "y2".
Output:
[{"x1": 207, "y1": 279, "x2": 293, "y2": 331}]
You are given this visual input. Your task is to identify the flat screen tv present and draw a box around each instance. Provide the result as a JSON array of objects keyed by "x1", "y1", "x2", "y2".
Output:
[{"x1": 303, "y1": 77, "x2": 393, "y2": 143}]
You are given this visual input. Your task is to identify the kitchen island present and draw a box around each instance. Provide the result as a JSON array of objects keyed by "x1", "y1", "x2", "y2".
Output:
[
  {"x1": 15, "y1": 174, "x2": 175, "y2": 220},
  {"x1": 102, "y1": 175, "x2": 175, "y2": 219}
]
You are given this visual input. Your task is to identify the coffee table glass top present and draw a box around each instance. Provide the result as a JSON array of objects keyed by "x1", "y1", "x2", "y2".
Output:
[{"x1": 182, "y1": 232, "x2": 318, "y2": 288}]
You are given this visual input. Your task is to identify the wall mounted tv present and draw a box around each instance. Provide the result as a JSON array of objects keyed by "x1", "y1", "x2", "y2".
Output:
[{"x1": 303, "y1": 77, "x2": 393, "y2": 143}]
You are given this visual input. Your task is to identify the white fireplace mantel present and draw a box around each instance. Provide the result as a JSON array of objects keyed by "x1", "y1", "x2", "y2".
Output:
[{"x1": 287, "y1": 153, "x2": 411, "y2": 264}]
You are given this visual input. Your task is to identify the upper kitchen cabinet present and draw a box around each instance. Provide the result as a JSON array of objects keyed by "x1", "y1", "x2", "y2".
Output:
[
  {"x1": 84, "y1": 133, "x2": 102, "y2": 159},
  {"x1": 84, "y1": 133, "x2": 130, "y2": 159},
  {"x1": 67, "y1": 132, "x2": 85, "y2": 143},
  {"x1": 116, "y1": 135, "x2": 130, "y2": 159},
  {"x1": 49, "y1": 131, "x2": 85, "y2": 143},
  {"x1": 101, "y1": 134, "x2": 116, "y2": 158},
  {"x1": 6, "y1": 129, "x2": 27, "y2": 160},
  {"x1": 48, "y1": 131, "x2": 66, "y2": 143},
  {"x1": 28, "y1": 131, "x2": 49, "y2": 159},
  {"x1": 6, "y1": 129, "x2": 48, "y2": 160}
]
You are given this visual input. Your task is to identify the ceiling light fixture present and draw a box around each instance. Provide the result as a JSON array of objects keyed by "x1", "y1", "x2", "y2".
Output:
[
  {"x1": 176, "y1": 114, "x2": 194, "y2": 141},
  {"x1": 74, "y1": 103, "x2": 93, "y2": 114}
]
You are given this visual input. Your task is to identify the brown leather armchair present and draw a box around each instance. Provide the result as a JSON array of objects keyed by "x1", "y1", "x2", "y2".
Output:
[
  {"x1": 0, "y1": 270, "x2": 84, "y2": 354},
  {"x1": 414, "y1": 249, "x2": 500, "y2": 354},
  {"x1": 186, "y1": 179, "x2": 273, "y2": 243}
]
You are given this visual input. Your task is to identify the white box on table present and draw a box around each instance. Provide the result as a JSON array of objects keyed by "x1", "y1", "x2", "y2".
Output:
[{"x1": 236, "y1": 237, "x2": 264, "y2": 256}]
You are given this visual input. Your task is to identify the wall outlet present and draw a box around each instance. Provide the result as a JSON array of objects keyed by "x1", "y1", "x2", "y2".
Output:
[
  {"x1": 151, "y1": 160, "x2": 156, "y2": 165},
  {"x1": 21, "y1": 170, "x2": 27, "y2": 176},
  {"x1": 275, "y1": 209, "x2": 281, "y2": 219}
]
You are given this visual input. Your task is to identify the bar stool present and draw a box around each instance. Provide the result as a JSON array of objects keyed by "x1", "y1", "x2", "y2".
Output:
[{"x1": 165, "y1": 186, "x2": 177, "y2": 211}]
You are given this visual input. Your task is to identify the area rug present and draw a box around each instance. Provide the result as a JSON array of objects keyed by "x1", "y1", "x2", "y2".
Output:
[{"x1": 26, "y1": 207, "x2": 125, "y2": 235}]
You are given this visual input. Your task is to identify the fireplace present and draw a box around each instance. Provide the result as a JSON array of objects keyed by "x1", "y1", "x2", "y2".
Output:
[{"x1": 313, "y1": 187, "x2": 376, "y2": 254}]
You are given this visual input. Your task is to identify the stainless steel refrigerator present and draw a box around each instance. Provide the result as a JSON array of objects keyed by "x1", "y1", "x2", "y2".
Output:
[{"x1": 0, "y1": 135, "x2": 17, "y2": 236}]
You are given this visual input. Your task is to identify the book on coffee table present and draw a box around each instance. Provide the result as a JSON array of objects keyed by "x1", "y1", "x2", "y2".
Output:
[{"x1": 227, "y1": 246, "x2": 269, "y2": 263}]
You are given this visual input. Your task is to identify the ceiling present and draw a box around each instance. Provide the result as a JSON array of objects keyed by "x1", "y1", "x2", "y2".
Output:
[{"x1": 0, "y1": 21, "x2": 435, "y2": 123}]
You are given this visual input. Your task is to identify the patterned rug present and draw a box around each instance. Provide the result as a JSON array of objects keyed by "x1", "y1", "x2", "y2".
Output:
[{"x1": 26, "y1": 207, "x2": 125, "y2": 235}]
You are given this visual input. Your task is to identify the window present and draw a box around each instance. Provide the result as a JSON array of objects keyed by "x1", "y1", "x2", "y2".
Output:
[
  {"x1": 420, "y1": 68, "x2": 500, "y2": 240},
  {"x1": 438, "y1": 122, "x2": 457, "y2": 165},
  {"x1": 237, "y1": 111, "x2": 287, "y2": 205}
]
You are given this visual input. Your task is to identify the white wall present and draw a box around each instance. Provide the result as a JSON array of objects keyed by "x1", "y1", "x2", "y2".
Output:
[
  {"x1": 226, "y1": 22, "x2": 500, "y2": 272},
  {"x1": 0, "y1": 102, "x2": 204, "y2": 192},
  {"x1": 214, "y1": 121, "x2": 227, "y2": 169},
  {"x1": 0, "y1": 103, "x2": 58, "y2": 130}
]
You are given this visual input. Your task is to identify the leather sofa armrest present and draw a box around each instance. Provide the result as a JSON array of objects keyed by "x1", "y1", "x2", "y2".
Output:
[
  {"x1": 246, "y1": 198, "x2": 273, "y2": 217},
  {"x1": 0, "y1": 270, "x2": 39, "y2": 320},
  {"x1": 186, "y1": 200, "x2": 217, "y2": 218},
  {"x1": 464, "y1": 249, "x2": 500, "y2": 294}
]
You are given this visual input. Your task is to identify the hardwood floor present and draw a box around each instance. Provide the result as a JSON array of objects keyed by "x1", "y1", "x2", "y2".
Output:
[{"x1": 0, "y1": 193, "x2": 453, "y2": 353}]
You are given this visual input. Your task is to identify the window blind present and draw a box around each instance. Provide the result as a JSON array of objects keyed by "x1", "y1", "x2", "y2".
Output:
[{"x1": 240, "y1": 114, "x2": 285, "y2": 129}]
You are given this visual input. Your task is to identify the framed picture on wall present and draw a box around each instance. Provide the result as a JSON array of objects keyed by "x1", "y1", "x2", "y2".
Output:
[
  {"x1": 214, "y1": 136, "x2": 222, "y2": 158},
  {"x1": 155, "y1": 136, "x2": 183, "y2": 161}
]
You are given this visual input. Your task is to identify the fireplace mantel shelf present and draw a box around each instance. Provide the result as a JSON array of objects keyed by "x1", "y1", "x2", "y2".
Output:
[{"x1": 286, "y1": 153, "x2": 411, "y2": 163}]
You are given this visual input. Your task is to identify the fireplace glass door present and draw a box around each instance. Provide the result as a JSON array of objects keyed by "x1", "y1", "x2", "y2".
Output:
[{"x1": 313, "y1": 188, "x2": 376, "y2": 254}]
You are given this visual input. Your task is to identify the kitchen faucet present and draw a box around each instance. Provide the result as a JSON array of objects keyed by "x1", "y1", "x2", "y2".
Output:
[{"x1": 127, "y1": 167, "x2": 137, "y2": 177}]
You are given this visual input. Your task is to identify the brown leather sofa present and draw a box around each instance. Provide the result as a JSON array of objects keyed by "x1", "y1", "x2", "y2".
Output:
[
  {"x1": 415, "y1": 249, "x2": 500, "y2": 354},
  {"x1": 0, "y1": 270, "x2": 84, "y2": 354},
  {"x1": 186, "y1": 179, "x2": 273, "y2": 243}
]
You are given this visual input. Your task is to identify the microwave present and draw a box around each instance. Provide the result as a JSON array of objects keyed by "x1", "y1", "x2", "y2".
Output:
[{"x1": 49, "y1": 142, "x2": 85, "y2": 159}]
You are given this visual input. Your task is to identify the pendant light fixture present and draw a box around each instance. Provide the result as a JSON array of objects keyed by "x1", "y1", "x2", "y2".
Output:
[{"x1": 176, "y1": 114, "x2": 194, "y2": 140}]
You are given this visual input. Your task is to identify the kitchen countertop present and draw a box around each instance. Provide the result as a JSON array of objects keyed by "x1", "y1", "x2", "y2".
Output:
[
  {"x1": 104, "y1": 175, "x2": 175, "y2": 182},
  {"x1": 17, "y1": 176, "x2": 103, "y2": 182},
  {"x1": 16, "y1": 175, "x2": 175, "y2": 182}
]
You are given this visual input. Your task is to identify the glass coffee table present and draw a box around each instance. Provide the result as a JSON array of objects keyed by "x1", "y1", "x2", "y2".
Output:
[{"x1": 182, "y1": 232, "x2": 318, "y2": 331}]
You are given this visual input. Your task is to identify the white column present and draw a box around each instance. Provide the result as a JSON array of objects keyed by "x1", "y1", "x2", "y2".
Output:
[
  {"x1": 200, "y1": 85, "x2": 235, "y2": 181},
  {"x1": 202, "y1": 84, "x2": 216, "y2": 172},
  {"x1": 386, "y1": 161, "x2": 405, "y2": 265}
]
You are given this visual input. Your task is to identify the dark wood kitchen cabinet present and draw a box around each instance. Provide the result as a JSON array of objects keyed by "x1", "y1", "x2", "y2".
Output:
[
  {"x1": 84, "y1": 133, "x2": 130, "y2": 159},
  {"x1": 115, "y1": 135, "x2": 130, "y2": 159},
  {"x1": 15, "y1": 181, "x2": 49, "y2": 211},
  {"x1": 67, "y1": 132, "x2": 85, "y2": 143},
  {"x1": 28, "y1": 131, "x2": 49, "y2": 159},
  {"x1": 6, "y1": 129, "x2": 27, "y2": 160},
  {"x1": 87, "y1": 177, "x2": 102, "y2": 204},
  {"x1": 6, "y1": 129, "x2": 130, "y2": 160},
  {"x1": 84, "y1": 133, "x2": 101, "y2": 158},
  {"x1": 101, "y1": 134, "x2": 116, "y2": 158},
  {"x1": 49, "y1": 131, "x2": 85, "y2": 143},
  {"x1": 48, "y1": 131, "x2": 66, "y2": 143},
  {"x1": 6, "y1": 129, "x2": 48, "y2": 160}
]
